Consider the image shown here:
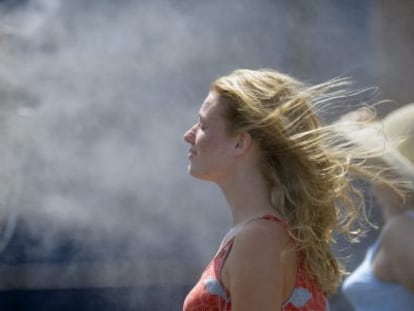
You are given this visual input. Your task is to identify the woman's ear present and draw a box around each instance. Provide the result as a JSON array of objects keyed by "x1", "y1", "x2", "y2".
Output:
[{"x1": 234, "y1": 131, "x2": 252, "y2": 155}]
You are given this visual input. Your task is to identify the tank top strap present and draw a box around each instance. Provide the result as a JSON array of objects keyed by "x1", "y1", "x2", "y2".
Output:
[
  {"x1": 258, "y1": 214, "x2": 289, "y2": 229},
  {"x1": 213, "y1": 236, "x2": 235, "y2": 278}
]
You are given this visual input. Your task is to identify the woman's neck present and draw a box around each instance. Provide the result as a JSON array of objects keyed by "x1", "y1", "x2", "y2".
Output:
[{"x1": 217, "y1": 166, "x2": 278, "y2": 226}]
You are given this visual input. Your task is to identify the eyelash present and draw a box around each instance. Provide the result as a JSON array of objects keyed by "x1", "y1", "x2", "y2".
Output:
[{"x1": 198, "y1": 120, "x2": 206, "y2": 130}]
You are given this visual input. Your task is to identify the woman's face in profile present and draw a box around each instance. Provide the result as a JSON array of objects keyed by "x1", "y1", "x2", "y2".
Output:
[{"x1": 183, "y1": 91, "x2": 238, "y2": 182}]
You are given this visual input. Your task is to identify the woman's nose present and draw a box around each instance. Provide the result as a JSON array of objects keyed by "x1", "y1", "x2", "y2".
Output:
[{"x1": 184, "y1": 125, "x2": 196, "y2": 144}]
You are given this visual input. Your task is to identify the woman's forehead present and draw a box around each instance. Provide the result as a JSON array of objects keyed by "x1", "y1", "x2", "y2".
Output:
[{"x1": 199, "y1": 91, "x2": 222, "y2": 117}]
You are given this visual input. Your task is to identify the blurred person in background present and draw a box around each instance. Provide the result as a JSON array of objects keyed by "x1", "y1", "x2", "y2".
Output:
[
  {"x1": 182, "y1": 68, "x2": 400, "y2": 310},
  {"x1": 339, "y1": 104, "x2": 414, "y2": 310}
]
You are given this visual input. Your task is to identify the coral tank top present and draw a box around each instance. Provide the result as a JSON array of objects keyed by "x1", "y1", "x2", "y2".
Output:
[{"x1": 183, "y1": 215, "x2": 328, "y2": 310}]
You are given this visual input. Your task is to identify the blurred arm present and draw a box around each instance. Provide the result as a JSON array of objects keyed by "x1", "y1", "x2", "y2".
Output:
[{"x1": 382, "y1": 215, "x2": 414, "y2": 293}]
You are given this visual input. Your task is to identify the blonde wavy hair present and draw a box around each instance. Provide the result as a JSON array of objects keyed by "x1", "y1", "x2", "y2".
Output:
[{"x1": 211, "y1": 68, "x2": 400, "y2": 295}]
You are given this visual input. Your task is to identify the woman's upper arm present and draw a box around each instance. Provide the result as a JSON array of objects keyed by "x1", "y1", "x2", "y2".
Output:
[
  {"x1": 225, "y1": 222, "x2": 293, "y2": 311},
  {"x1": 385, "y1": 216, "x2": 414, "y2": 292}
]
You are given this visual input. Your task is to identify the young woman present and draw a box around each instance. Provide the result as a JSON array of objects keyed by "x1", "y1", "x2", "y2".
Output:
[{"x1": 182, "y1": 68, "x2": 397, "y2": 310}]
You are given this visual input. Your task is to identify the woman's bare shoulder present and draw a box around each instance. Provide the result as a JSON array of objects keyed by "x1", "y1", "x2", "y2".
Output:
[
  {"x1": 230, "y1": 218, "x2": 293, "y2": 259},
  {"x1": 223, "y1": 218, "x2": 296, "y2": 308}
]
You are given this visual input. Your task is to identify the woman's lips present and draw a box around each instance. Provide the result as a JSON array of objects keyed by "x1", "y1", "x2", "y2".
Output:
[{"x1": 188, "y1": 149, "x2": 197, "y2": 158}]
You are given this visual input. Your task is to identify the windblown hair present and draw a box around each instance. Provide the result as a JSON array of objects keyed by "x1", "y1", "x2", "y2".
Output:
[{"x1": 211, "y1": 68, "x2": 398, "y2": 295}]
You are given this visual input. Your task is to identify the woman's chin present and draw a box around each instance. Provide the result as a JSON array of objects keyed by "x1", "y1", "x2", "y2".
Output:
[
  {"x1": 188, "y1": 169, "x2": 201, "y2": 179},
  {"x1": 188, "y1": 166, "x2": 207, "y2": 180}
]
